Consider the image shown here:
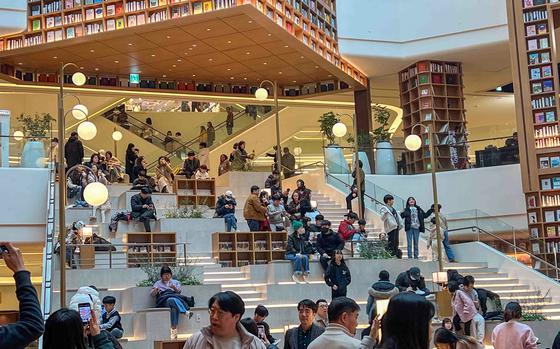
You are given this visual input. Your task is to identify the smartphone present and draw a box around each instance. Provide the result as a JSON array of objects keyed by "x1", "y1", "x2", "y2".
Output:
[
  {"x1": 257, "y1": 325, "x2": 265, "y2": 339},
  {"x1": 78, "y1": 303, "x2": 92, "y2": 324},
  {"x1": 0, "y1": 245, "x2": 8, "y2": 259}
]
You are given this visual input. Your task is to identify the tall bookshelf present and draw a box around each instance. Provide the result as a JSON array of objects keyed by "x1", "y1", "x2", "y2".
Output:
[
  {"x1": 508, "y1": 0, "x2": 560, "y2": 278},
  {"x1": 399, "y1": 60, "x2": 468, "y2": 174},
  {"x1": 0, "y1": 0, "x2": 365, "y2": 84},
  {"x1": 212, "y1": 231, "x2": 287, "y2": 267}
]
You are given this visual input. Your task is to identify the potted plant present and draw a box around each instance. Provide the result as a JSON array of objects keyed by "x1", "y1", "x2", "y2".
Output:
[
  {"x1": 372, "y1": 105, "x2": 397, "y2": 175},
  {"x1": 17, "y1": 113, "x2": 53, "y2": 168},
  {"x1": 318, "y1": 111, "x2": 348, "y2": 174}
]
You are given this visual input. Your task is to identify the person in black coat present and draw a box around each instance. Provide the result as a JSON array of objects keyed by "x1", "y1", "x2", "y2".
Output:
[
  {"x1": 395, "y1": 267, "x2": 430, "y2": 296},
  {"x1": 125, "y1": 143, "x2": 137, "y2": 183},
  {"x1": 400, "y1": 197, "x2": 433, "y2": 259},
  {"x1": 0, "y1": 242, "x2": 45, "y2": 349},
  {"x1": 215, "y1": 191, "x2": 237, "y2": 232},
  {"x1": 180, "y1": 151, "x2": 200, "y2": 178},
  {"x1": 64, "y1": 132, "x2": 84, "y2": 170},
  {"x1": 130, "y1": 187, "x2": 156, "y2": 232},
  {"x1": 315, "y1": 220, "x2": 345, "y2": 272},
  {"x1": 324, "y1": 250, "x2": 351, "y2": 300},
  {"x1": 285, "y1": 220, "x2": 315, "y2": 283}
]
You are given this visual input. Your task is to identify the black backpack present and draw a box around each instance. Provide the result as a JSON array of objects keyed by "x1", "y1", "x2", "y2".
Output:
[{"x1": 447, "y1": 269, "x2": 464, "y2": 285}]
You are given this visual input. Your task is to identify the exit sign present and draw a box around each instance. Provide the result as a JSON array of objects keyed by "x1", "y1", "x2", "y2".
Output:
[{"x1": 130, "y1": 73, "x2": 140, "y2": 84}]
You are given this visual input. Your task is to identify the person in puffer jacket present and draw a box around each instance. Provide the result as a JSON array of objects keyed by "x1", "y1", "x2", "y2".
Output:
[
  {"x1": 365, "y1": 270, "x2": 399, "y2": 318},
  {"x1": 69, "y1": 285, "x2": 103, "y2": 324},
  {"x1": 337, "y1": 212, "x2": 358, "y2": 241}
]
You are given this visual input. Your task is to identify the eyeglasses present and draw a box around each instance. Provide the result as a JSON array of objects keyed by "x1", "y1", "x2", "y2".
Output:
[{"x1": 319, "y1": 304, "x2": 328, "y2": 308}]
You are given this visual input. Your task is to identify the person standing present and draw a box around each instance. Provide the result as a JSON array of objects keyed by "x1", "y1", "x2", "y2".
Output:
[
  {"x1": 379, "y1": 194, "x2": 403, "y2": 258},
  {"x1": 184, "y1": 291, "x2": 266, "y2": 349},
  {"x1": 198, "y1": 125, "x2": 208, "y2": 145},
  {"x1": 243, "y1": 185, "x2": 268, "y2": 231},
  {"x1": 314, "y1": 299, "x2": 329, "y2": 328},
  {"x1": 400, "y1": 197, "x2": 430, "y2": 259},
  {"x1": 206, "y1": 122, "x2": 215, "y2": 147},
  {"x1": 324, "y1": 250, "x2": 351, "y2": 300},
  {"x1": 345, "y1": 160, "x2": 365, "y2": 217},
  {"x1": 282, "y1": 147, "x2": 296, "y2": 178},
  {"x1": 427, "y1": 204, "x2": 456, "y2": 262},
  {"x1": 64, "y1": 131, "x2": 84, "y2": 170},
  {"x1": 125, "y1": 143, "x2": 137, "y2": 183},
  {"x1": 491, "y1": 302, "x2": 538, "y2": 349},
  {"x1": 49, "y1": 137, "x2": 59, "y2": 170},
  {"x1": 283, "y1": 299, "x2": 324, "y2": 349},
  {"x1": 226, "y1": 106, "x2": 235, "y2": 135},
  {"x1": 198, "y1": 142, "x2": 210, "y2": 169},
  {"x1": 141, "y1": 117, "x2": 154, "y2": 143}
]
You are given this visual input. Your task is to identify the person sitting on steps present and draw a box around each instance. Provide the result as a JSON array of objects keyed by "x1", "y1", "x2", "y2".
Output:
[{"x1": 130, "y1": 187, "x2": 156, "y2": 232}]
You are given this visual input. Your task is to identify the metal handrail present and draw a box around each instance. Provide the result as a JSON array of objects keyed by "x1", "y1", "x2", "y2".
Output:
[{"x1": 448, "y1": 225, "x2": 560, "y2": 280}]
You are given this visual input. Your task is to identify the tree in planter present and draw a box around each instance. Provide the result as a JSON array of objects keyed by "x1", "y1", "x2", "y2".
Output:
[
  {"x1": 318, "y1": 111, "x2": 340, "y2": 145},
  {"x1": 372, "y1": 105, "x2": 391, "y2": 145},
  {"x1": 17, "y1": 113, "x2": 54, "y2": 140},
  {"x1": 137, "y1": 264, "x2": 202, "y2": 287}
]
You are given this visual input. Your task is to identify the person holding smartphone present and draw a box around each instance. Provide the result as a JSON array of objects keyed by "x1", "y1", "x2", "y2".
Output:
[{"x1": 0, "y1": 242, "x2": 44, "y2": 349}]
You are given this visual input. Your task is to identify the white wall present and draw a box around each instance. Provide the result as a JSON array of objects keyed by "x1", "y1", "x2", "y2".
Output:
[
  {"x1": 0, "y1": 168, "x2": 49, "y2": 242},
  {"x1": 362, "y1": 164, "x2": 527, "y2": 230}
]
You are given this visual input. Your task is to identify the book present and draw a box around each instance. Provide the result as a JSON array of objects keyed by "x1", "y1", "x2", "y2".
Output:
[
  {"x1": 543, "y1": 80, "x2": 554, "y2": 92},
  {"x1": 46, "y1": 17, "x2": 54, "y2": 28},
  {"x1": 545, "y1": 210, "x2": 555, "y2": 222},
  {"x1": 420, "y1": 88, "x2": 429, "y2": 96},
  {"x1": 546, "y1": 111, "x2": 556, "y2": 122},
  {"x1": 531, "y1": 67, "x2": 541, "y2": 79},
  {"x1": 66, "y1": 27, "x2": 75, "y2": 38},
  {"x1": 537, "y1": 23, "x2": 547, "y2": 34},
  {"x1": 531, "y1": 227, "x2": 539, "y2": 238},
  {"x1": 85, "y1": 9, "x2": 94, "y2": 20},
  {"x1": 528, "y1": 195, "x2": 537, "y2": 208},
  {"x1": 115, "y1": 3, "x2": 123, "y2": 15},
  {"x1": 542, "y1": 65, "x2": 552, "y2": 77},
  {"x1": 116, "y1": 18, "x2": 124, "y2": 29},
  {"x1": 529, "y1": 53, "x2": 539, "y2": 65},
  {"x1": 532, "y1": 243, "x2": 540, "y2": 254},
  {"x1": 554, "y1": 176, "x2": 560, "y2": 187},
  {"x1": 94, "y1": 7, "x2": 103, "y2": 18},
  {"x1": 432, "y1": 74, "x2": 442, "y2": 84},
  {"x1": 424, "y1": 113, "x2": 432, "y2": 121},
  {"x1": 137, "y1": 14, "x2": 145, "y2": 24},
  {"x1": 193, "y1": 2, "x2": 203, "y2": 14},
  {"x1": 526, "y1": 24, "x2": 537, "y2": 36},
  {"x1": 160, "y1": 0, "x2": 167, "y2": 5},
  {"x1": 149, "y1": 0, "x2": 158, "y2": 7},
  {"x1": 203, "y1": 1, "x2": 213, "y2": 11},
  {"x1": 418, "y1": 62, "x2": 428, "y2": 72},
  {"x1": 106, "y1": 19, "x2": 115, "y2": 30},
  {"x1": 532, "y1": 82, "x2": 542, "y2": 94},
  {"x1": 540, "y1": 156, "x2": 550, "y2": 168},
  {"x1": 524, "y1": 0, "x2": 533, "y2": 7},
  {"x1": 529, "y1": 212, "x2": 538, "y2": 224},
  {"x1": 418, "y1": 74, "x2": 429, "y2": 84},
  {"x1": 535, "y1": 112, "x2": 545, "y2": 123},
  {"x1": 541, "y1": 51, "x2": 551, "y2": 63},
  {"x1": 106, "y1": 4, "x2": 115, "y2": 16},
  {"x1": 128, "y1": 15, "x2": 137, "y2": 26},
  {"x1": 528, "y1": 39, "x2": 538, "y2": 50},
  {"x1": 540, "y1": 37, "x2": 549, "y2": 48},
  {"x1": 542, "y1": 178, "x2": 552, "y2": 190},
  {"x1": 547, "y1": 226, "x2": 556, "y2": 236},
  {"x1": 32, "y1": 19, "x2": 41, "y2": 31}
]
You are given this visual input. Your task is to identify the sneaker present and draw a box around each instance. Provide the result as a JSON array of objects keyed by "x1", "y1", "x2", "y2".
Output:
[
  {"x1": 170, "y1": 328, "x2": 178, "y2": 340},
  {"x1": 292, "y1": 273, "x2": 300, "y2": 283},
  {"x1": 302, "y1": 273, "x2": 310, "y2": 283},
  {"x1": 187, "y1": 311, "x2": 193, "y2": 319}
]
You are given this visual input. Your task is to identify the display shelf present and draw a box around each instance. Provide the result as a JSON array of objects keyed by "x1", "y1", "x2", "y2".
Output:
[
  {"x1": 212, "y1": 231, "x2": 287, "y2": 267},
  {"x1": 174, "y1": 178, "x2": 216, "y2": 208},
  {"x1": 399, "y1": 60, "x2": 468, "y2": 174},
  {"x1": 125, "y1": 232, "x2": 177, "y2": 267}
]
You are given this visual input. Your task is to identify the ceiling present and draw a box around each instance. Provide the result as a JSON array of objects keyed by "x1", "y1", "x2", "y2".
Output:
[{"x1": 0, "y1": 5, "x2": 364, "y2": 89}]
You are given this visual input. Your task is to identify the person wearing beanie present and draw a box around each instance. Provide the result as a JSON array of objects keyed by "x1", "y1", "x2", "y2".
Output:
[{"x1": 285, "y1": 220, "x2": 315, "y2": 283}]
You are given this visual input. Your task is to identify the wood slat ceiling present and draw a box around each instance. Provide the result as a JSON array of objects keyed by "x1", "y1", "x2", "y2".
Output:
[{"x1": 0, "y1": 5, "x2": 363, "y2": 89}]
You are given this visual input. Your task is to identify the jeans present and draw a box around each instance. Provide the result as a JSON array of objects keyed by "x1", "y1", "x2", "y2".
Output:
[
  {"x1": 406, "y1": 228, "x2": 420, "y2": 259},
  {"x1": 109, "y1": 328, "x2": 123, "y2": 339},
  {"x1": 224, "y1": 213, "x2": 237, "y2": 232},
  {"x1": 247, "y1": 219, "x2": 260, "y2": 232},
  {"x1": 65, "y1": 246, "x2": 76, "y2": 269},
  {"x1": 345, "y1": 191, "x2": 364, "y2": 217},
  {"x1": 165, "y1": 298, "x2": 181, "y2": 328},
  {"x1": 443, "y1": 230, "x2": 455, "y2": 261},
  {"x1": 473, "y1": 313, "x2": 485, "y2": 342},
  {"x1": 285, "y1": 254, "x2": 309, "y2": 274}
]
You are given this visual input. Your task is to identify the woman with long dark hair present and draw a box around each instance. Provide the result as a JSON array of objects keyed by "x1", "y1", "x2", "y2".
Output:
[
  {"x1": 491, "y1": 302, "x2": 538, "y2": 349},
  {"x1": 132, "y1": 156, "x2": 146, "y2": 183},
  {"x1": 378, "y1": 292, "x2": 434, "y2": 349},
  {"x1": 434, "y1": 328, "x2": 483, "y2": 349},
  {"x1": 125, "y1": 143, "x2": 136, "y2": 183},
  {"x1": 43, "y1": 308, "x2": 113, "y2": 349},
  {"x1": 400, "y1": 196, "x2": 431, "y2": 259},
  {"x1": 324, "y1": 250, "x2": 351, "y2": 300}
]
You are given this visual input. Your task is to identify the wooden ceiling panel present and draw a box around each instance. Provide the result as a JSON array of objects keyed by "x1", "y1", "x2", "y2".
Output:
[
  {"x1": 242, "y1": 29, "x2": 278, "y2": 44},
  {"x1": 140, "y1": 27, "x2": 197, "y2": 44},
  {"x1": 219, "y1": 13, "x2": 261, "y2": 32},
  {"x1": 170, "y1": 41, "x2": 218, "y2": 58},
  {"x1": 155, "y1": 58, "x2": 196, "y2": 73},
  {"x1": 182, "y1": 20, "x2": 235, "y2": 40},
  {"x1": 225, "y1": 45, "x2": 272, "y2": 61},
  {"x1": 184, "y1": 52, "x2": 235, "y2": 67},
  {"x1": 204, "y1": 61, "x2": 252, "y2": 75},
  {"x1": 127, "y1": 48, "x2": 178, "y2": 64},
  {"x1": 242, "y1": 56, "x2": 287, "y2": 71},
  {"x1": 103, "y1": 34, "x2": 159, "y2": 53},
  {"x1": 68, "y1": 42, "x2": 117, "y2": 59},
  {"x1": 203, "y1": 33, "x2": 255, "y2": 51}
]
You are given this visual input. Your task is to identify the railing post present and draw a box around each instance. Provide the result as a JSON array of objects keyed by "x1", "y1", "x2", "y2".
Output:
[
  {"x1": 512, "y1": 228, "x2": 518, "y2": 261},
  {"x1": 109, "y1": 248, "x2": 112, "y2": 269},
  {"x1": 183, "y1": 243, "x2": 187, "y2": 266}
]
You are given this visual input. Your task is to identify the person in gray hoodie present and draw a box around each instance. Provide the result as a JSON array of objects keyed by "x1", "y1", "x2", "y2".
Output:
[{"x1": 379, "y1": 194, "x2": 403, "y2": 258}]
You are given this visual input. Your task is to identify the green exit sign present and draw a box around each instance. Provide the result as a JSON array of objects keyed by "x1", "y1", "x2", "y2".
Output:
[{"x1": 130, "y1": 73, "x2": 140, "y2": 84}]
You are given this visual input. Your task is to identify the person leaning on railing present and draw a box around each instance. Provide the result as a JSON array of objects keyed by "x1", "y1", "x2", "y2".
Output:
[{"x1": 0, "y1": 242, "x2": 44, "y2": 349}]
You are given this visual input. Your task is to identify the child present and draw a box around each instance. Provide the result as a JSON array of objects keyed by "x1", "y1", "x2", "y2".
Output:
[
  {"x1": 442, "y1": 317, "x2": 453, "y2": 331},
  {"x1": 100, "y1": 296, "x2": 123, "y2": 339},
  {"x1": 463, "y1": 276, "x2": 485, "y2": 342},
  {"x1": 449, "y1": 281, "x2": 477, "y2": 339},
  {"x1": 194, "y1": 164, "x2": 210, "y2": 179},
  {"x1": 352, "y1": 219, "x2": 368, "y2": 241},
  {"x1": 324, "y1": 250, "x2": 351, "y2": 300}
]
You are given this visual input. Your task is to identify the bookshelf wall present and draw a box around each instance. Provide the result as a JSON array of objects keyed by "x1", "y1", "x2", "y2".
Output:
[
  {"x1": 174, "y1": 178, "x2": 216, "y2": 208},
  {"x1": 212, "y1": 231, "x2": 287, "y2": 267},
  {"x1": 507, "y1": 0, "x2": 560, "y2": 278},
  {"x1": 0, "y1": 0, "x2": 366, "y2": 85},
  {"x1": 399, "y1": 60, "x2": 468, "y2": 174},
  {"x1": 125, "y1": 232, "x2": 177, "y2": 267}
]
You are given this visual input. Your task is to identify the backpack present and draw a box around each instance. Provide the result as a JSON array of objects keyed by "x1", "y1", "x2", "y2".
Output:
[{"x1": 447, "y1": 269, "x2": 464, "y2": 285}]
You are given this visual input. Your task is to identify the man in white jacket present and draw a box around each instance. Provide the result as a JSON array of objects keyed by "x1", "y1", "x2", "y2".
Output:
[
  {"x1": 379, "y1": 194, "x2": 403, "y2": 258},
  {"x1": 307, "y1": 297, "x2": 377, "y2": 349}
]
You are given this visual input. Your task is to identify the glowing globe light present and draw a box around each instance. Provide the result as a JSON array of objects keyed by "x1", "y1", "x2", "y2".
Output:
[
  {"x1": 72, "y1": 72, "x2": 86, "y2": 86},
  {"x1": 293, "y1": 147, "x2": 302, "y2": 156},
  {"x1": 332, "y1": 122, "x2": 347, "y2": 138},
  {"x1": 13, "y1": 130, "x2": 24, "y2": 141},
  {"x1": 83, "y1": 182, "x2": 109, "y2": 206},
  {"x1": 404, "y1": 134, "x2": 422, "y2": 151},
  {"x1": 72, "y1": 104, "x2": 88, "y2": 120},
  {"x1": 112, "y1": 130, "x2": 123, "y2": 141},
  {"x1": 77, "y1": 121, "x2": 97, "y2": 140},
  {"x1": 255, "y1": 88, "x2": 269, "y2": 101}
]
